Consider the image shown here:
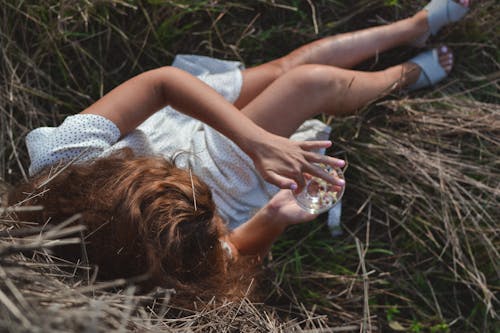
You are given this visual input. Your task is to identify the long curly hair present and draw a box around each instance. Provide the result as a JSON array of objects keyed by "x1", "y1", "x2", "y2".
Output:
[{"x1": 8, "y1": 149, "x2": 258, "y2": 305}]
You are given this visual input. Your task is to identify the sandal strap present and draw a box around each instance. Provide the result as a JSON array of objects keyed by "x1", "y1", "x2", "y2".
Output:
[
  {"x1": 407, "y1": 49, "x2": 447, "y2": 91},
  {"x1": 425, "y1": 0, "x2": 469, "y2": 35}
]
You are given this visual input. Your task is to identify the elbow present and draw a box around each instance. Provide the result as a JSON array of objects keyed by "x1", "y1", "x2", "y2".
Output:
[{"x1": 148, "y1": 66, "x2": 178, "y2": 105}]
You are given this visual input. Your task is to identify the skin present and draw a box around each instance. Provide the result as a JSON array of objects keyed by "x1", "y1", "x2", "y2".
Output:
[
  {"x1": 225, "y1": 189, "x2": 318, "y2": 259},
  {"x1": 227, "y1": 2, "x2": 467, "y2": 257},
  {"x1": 80, "y1": 1, "x2": 469, "y2": 257},
  {"x1": 81, "y1": 67, "x2": 345, "y2": 191}
]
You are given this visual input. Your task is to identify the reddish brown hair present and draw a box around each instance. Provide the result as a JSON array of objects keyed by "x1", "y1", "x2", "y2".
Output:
[{"x1": 9, "y1": 149, "x2": 258, "y2": 305}]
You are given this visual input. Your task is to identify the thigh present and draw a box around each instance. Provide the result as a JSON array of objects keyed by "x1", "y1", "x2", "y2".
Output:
[
  {"x1": 241, "y1": 64, "x2": 332, "y2": 137},
  {"x1": 234, "y1": 60, "x2": 285, "y2": 109},
  {"x1": 242, "y1": 62, "x2": 400, "y2": 137}
]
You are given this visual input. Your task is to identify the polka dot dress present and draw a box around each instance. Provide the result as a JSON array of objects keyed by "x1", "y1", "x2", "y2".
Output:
[
  {"x1": 27, "y1": 114, "x2": 121, "y2": 176},
  {"x1": 26, "y1": 55, "x2": 334, "y2": 229}
]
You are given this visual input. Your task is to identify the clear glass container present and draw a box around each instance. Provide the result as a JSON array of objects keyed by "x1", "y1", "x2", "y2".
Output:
[{"x1": 294, "y1": 164, "x2": 345, "y2": 214}]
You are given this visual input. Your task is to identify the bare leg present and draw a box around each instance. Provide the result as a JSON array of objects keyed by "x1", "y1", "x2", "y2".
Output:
[
  {"x1": 235, "y1": 11, "x2": 429, "y2": 108},
  {"x1": 241, "y1": 48, "x2": 453, "y2": 137},
  {"x1": 235, "y1": 0, "x2": 470, "y2": 109}
]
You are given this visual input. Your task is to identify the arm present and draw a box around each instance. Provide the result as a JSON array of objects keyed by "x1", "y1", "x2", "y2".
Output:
[
  {"x1": 81, "y1": 66, "x2": 268, "y2": 147},
  {"x1": 81, "y1": 66, "x2": 344, "y2": 189},
  {"x1": 227, "y1": 190, "x2": 318, "y2": 258}
]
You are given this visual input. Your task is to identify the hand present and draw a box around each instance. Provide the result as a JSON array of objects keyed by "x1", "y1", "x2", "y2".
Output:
[
  {"x1": 247, "y1": 132, "x2": 345, "y2": 191},
  {"x1": 266, "y1": 189, "x2": 319, "y2": 227},
  {"x1": 228, "y1": 189, "x2": 318, "y2": 257}
]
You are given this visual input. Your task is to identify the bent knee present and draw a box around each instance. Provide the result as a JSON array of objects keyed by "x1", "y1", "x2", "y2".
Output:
[{"x1": 285, "y1": 64, "x2": 345, "y2": 96}]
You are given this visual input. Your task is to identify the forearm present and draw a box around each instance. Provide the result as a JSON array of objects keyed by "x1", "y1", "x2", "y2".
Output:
[
  {"x1": 228, "y1": 205, "x2": 285, "y2": 257},
  {"x1": 82, "y1": 66, "x2": 265, "y2": 153},
  {"x1": 81, "y1": 65, "x2": 346, "y2": 190},
  {"x1": 160, "y1": 67, "x2": 267, "y2": 153}
]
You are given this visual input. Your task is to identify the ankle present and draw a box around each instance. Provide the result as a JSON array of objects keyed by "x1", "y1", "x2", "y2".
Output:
[
  {"x1": 412, "y1": 10, "x2": 430, "y2": 36},
  {"x1": 383, "y1": 63, "x2": 421, "y2": 90},
  {"x1": 401, "y1": 62, "x2": 422, "y2": 88}
]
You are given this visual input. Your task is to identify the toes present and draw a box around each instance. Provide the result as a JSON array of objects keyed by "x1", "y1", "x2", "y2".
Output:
[
  {"x1": 438, "y1": 46, "x2": 453, "y2": 73},
  {"x1": 458, "y1": 0, "x2": 470, "y2": 8}
]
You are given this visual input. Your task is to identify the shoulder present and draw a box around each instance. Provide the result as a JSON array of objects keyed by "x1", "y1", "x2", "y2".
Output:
[{"x1": 27, "y1": 114, "x2": 121, "y2": 176}]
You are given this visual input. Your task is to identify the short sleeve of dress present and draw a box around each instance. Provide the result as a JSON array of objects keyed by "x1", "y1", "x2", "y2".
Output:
[{"x1": 26, "y1": 114, "x2": 121, "y2": 176}]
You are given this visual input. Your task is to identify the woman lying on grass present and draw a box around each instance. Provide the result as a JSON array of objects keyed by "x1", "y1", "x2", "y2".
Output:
[{"x1": 9, "y1": 0, "x2": 470, "y2": 306}]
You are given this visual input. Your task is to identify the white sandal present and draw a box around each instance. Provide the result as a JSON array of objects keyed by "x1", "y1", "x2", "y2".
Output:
[
  {"x1": 407, "y1": 48, "x2": 449, "y2": 91},
  {"x1": 426, "y1": 0, "x2": 469, "y2": 34},
  {"x1": 414, "y1": 0, "x2": 469, "y2": 46}
]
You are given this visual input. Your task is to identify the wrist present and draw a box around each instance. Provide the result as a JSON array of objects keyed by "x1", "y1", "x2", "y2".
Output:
[
  {"x1": 229, "y1": 201, "x2": 286, "y2": 257},
  {"x1": 234, "y1": 124, "x2": 270, "y2": 158},
  {"x1": 261, "y1": 198, "x2": 288, "y2": 231}
]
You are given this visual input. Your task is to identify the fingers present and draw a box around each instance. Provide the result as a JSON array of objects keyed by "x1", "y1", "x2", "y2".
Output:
[
  {"x1": 303, "y1": 163, "x2": 346, "y2": 187},
  {"x1": 265, "y1": 161, "x2": 344, "y2": 192},
  {"x1": 299, "y1": 140, "x2": 332, "y2": 150},
  {"x1": 265, "y1": 170, "x2": 305, "y2": 191},
  {"x1": 256, "y1": 139, "x2": 346, "y2": 191},
  {"x1": 299, "y1": 140, "x2": 346, "y2": 167},
  {"x1": 296, "y1": 140, "x2": 346, "y2": 188},
  {"x1": 304, "y1": 151, "x2": 346, "y2": 168}
]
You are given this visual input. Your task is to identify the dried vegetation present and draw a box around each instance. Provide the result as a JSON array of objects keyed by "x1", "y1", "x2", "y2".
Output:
[{"x1": 0, "y1": 0, "x2": 498, "y2": 332}]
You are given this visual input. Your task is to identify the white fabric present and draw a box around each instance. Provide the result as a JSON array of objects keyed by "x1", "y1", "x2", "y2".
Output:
[
  {"x1": 327, "y1": 200, "x2": 343, "y2": 237},
  {"x1": 26, "y1": 54, "x2": 336, "y2": 229},
  {"x1": 425, "y1": 0, "x2": 469, "y2": 35},
  {"x1": 407, "y1": 49, "x2": 447, "y2": 91}
]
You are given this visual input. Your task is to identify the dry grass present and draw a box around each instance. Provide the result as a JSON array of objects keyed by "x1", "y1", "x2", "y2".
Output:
[
  {"x1": 0, "y1": 0, "x2": 498, "y2": 332},
  {"x1": 0, "y1": 217, "x2": 362, "y2": 332}
]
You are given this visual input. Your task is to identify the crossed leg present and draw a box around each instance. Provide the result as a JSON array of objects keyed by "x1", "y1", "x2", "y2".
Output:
[
  {"x1": 237, "y1": 8, "x2": 454, "y2": 137},
  {"x1": 234, "y1": 10, "x2": 430, "y2": 109},
  {"x1": 241, "y1": 63, "x2": 415, "y2": 137}
]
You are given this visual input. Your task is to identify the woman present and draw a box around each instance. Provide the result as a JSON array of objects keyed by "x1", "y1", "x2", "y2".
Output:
[{"x1": 8, "y1": 0, "x2": 470, "y2": 305}]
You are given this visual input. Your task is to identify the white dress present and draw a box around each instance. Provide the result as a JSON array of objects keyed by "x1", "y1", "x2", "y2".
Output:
[{"x1": 26, "y1": 55, "x2": 339, "y2": 230}]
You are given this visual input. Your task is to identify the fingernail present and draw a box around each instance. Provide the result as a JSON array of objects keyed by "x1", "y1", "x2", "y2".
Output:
[
  {"x1": 336, "y1": 178, "x2": 346, "y2": 186},
  {"x1": 290, "y1": 183, "x2": 298, "y2": 191},
  {"x1": 441, "y1": 46, "x2": 448, "y2": 52},
  {"x1": 336, "y1": 160, "x2": 346, "y2": 167}
]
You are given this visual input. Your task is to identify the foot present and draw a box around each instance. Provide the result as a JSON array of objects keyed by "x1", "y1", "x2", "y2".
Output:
[
  {"x1": 403, "y1": 46, "x2": 453, "y2": 90},
  {"x1": 412, "y1": 0, "x2": 470, "y2": 47}
]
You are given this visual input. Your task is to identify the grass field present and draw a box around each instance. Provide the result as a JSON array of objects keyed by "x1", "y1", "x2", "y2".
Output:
[{"x1": 0, "y1": 0, "x2": 498, "y2": 332}]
